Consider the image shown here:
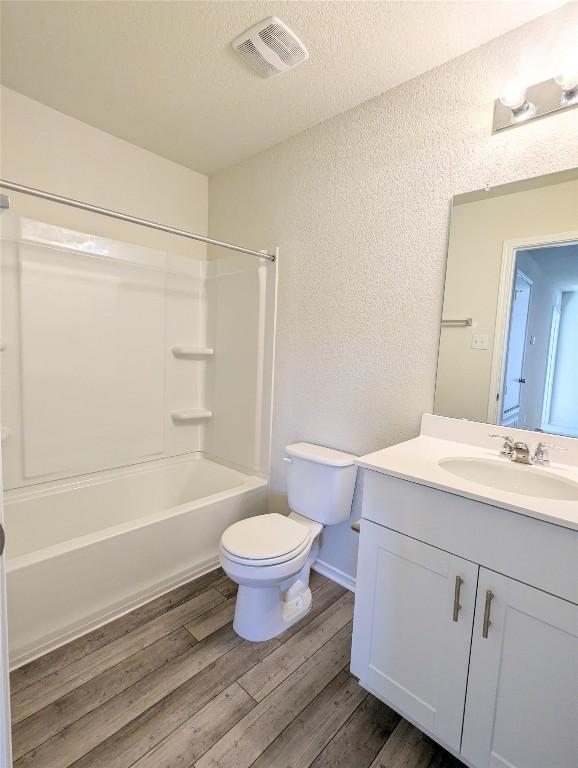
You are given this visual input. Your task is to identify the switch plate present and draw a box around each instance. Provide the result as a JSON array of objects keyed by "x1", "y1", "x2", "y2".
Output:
[{"x1": 472, "y1": 334, "x2": 489, "y2": 351}]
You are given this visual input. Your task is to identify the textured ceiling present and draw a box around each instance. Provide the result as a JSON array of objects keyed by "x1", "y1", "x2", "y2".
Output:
[{"x1": 0, "y1": 1, "x2": 566, "y2": 175}]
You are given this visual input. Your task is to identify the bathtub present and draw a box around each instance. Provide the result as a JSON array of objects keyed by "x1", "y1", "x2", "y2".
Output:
[{"x1": 4, "y1": 454, "x2": 267, "y2": 667}]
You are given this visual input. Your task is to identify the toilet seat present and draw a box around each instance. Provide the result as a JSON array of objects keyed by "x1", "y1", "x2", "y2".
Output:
[
  {"x1": 219, "y1": 441, "x2": 357, "y2": 642},
  {"x1": 220, "y1": 513, "x2": 313, "y2": 566}
]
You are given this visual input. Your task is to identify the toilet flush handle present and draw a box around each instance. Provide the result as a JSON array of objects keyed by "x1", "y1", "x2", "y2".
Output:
[{"x1": 283, "y1": 457, "x2": 293, "y2": 464}]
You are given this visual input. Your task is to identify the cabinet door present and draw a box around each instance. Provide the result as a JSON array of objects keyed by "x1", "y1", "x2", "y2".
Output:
[
  {"x1": 462, "y1": 568, "x2": 578, "y2": 768},
  {"x1": 351, "y1": 521, "x2": 478, "y2": 752}
]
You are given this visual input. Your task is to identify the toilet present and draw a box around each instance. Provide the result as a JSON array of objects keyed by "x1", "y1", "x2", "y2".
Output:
[{"x1": 219, "y1": 442, "x2": 358, "y2": 641}]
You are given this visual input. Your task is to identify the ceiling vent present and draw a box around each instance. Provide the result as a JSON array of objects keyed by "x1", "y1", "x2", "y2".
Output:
[{"x1": 232, "y1": 17, "x2": 309, "y2": 78}]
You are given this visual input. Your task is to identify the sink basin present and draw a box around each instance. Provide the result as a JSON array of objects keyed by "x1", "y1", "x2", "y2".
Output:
[{"x1": 438, "y1": 457, "x2": 578, "y2": 501}]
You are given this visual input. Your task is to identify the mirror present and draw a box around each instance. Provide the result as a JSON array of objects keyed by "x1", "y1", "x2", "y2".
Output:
[{"x1": 434, "y1": 168, "x2": 578, "y2": 439}]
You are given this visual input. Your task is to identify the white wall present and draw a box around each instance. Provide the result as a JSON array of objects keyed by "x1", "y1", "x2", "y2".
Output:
[
  {"x1": 0, "y1": 86, "x2": 208, "y2": 259},
  {"x1": 209, "y1": 4, "x2": 578, "y2": 582}
]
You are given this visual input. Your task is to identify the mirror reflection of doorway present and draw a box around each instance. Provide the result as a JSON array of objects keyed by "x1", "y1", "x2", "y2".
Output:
[
  {"x1": 501, "y1": 270, "x2": 532, "y2": 427},
  {"x1": 499, "y1": 241, "x2": 578, "y2": 436},
  {"x1": 542, "y1": 288, "x2": 578, "y2": 437}
]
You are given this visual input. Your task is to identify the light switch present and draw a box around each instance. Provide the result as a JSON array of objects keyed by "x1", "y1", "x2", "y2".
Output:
[{"x1": 472, "y1": 334, "x2": 489, "y2": 350}]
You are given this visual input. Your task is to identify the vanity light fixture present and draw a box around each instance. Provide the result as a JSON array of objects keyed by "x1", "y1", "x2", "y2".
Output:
[
  {"x1": 499, "y1": 82, "x2": 536, "y2": 124},
  {"x1": 555, "y1": 60, "x2": 578, "y2": 106},
  {"x1": 493, "y1": 62, "x2": 578, "y2": 132}
]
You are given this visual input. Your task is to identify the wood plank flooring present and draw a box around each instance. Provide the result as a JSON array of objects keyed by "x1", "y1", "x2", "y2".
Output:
[{"x1": 11, "y1": 568, "x2": 464, "y2": 768}]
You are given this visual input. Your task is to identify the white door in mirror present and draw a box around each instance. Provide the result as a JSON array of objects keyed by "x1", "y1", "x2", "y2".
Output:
[{"x1": 501, "y1": 269, "x2": 532, "y2": 419}]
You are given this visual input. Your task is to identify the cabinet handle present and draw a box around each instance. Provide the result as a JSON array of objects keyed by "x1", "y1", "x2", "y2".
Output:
[
  {"x1": 452, "y1": 576, "x2": 463, "y2": 622},
  {"x1": 482, "y1": 590, "x2": 494, "y2": 638}
]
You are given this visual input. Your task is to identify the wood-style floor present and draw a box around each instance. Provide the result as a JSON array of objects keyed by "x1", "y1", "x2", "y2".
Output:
[{"x1": 10, "y1": 569, "x2": 464, "y2": 768}]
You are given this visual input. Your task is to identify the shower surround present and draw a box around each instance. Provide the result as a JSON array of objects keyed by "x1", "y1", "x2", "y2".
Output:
[{"x1": 1, "y1": 215, "x2": 276, "y2": 665}]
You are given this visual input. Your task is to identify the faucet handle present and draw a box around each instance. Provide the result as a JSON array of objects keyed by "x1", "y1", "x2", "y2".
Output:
[
  {"x1": 533, "y1": 441, "x2": 567, "y2": 465},
  {"x1": 533, "y1": 441, "x2": 549, "y2": 464},
  {"x1": 489, "y1": 434, "x2": 514, "y2": 456}
]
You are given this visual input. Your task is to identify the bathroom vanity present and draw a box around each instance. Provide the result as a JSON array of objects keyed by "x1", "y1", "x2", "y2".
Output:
[{"x1": 351, "y1": 415, "x2": 578, "y2": 768}]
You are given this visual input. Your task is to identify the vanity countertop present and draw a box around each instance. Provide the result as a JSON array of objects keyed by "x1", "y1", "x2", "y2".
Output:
[{"x1": 356, "y1": 420, "x2": 578, "y2": 533}]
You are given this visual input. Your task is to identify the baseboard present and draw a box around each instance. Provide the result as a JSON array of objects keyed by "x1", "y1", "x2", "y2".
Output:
[
  {"x1": 10, "y1": 556, "x2": 221, "y2": 670},
  {"x1": 312, "y1": 559, "x2": 356, "y2": 593}
]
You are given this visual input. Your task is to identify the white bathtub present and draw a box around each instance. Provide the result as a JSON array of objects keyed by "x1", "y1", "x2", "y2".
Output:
[{"x1": 4, "y1": 455, "x2": 267, "y2": 667}]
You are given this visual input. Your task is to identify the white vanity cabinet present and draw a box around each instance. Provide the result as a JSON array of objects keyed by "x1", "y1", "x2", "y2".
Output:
[
  {"x1": 352, "y1": 521, "x2": 478, "y2": 752},
  {"x1": 351, "y1": 469, "x2": 578, "y2": 768},
  {"x1": 462, "y1": 569, "x2": 578, "y2": 768}
]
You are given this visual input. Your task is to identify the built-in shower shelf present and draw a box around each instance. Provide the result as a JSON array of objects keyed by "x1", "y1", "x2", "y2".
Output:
[
  {"x1": 172, "y1": 346, "x2": 214, "y2": 358},
  {"x1": 171, "y1": 409, "x2": 213, "y2": 422}
]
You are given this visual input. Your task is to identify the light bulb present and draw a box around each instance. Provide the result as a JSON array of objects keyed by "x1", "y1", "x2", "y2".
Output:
[
  {"x1": 499, "y1": 81, "x2": 535, "y2": 123},
  {"x1": 499, "y1": 82, "x2": 527, "y2": 110},
  {"x1": 555, "y1": 66, "x2": 578, "y2": 93}
]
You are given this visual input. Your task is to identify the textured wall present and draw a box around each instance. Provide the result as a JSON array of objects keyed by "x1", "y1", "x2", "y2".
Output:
[{"x1": 209, "y1": 4, "x2": 578, "y2": 583}]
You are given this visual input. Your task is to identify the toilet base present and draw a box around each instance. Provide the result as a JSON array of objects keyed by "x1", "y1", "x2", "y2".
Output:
[
  {"x1": 223, "y1": 518, "x2": 321, "y2": 642},
  {"x1": 233, "y1": 582, "x2": 313, "y2": 641}
]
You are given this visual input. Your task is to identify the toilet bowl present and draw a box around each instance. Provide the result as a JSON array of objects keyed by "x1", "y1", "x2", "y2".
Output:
[
  {"x1": 220, "y1": 512, "x2": 322, "y2": 640},
  {"x1": 220, "y1": 442, "x2": 358, "y2": 641}
]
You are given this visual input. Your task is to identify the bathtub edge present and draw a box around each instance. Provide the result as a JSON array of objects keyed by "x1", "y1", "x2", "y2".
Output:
[{"x1": 9, "y1": 555, "x2": 221, "y2": 670}]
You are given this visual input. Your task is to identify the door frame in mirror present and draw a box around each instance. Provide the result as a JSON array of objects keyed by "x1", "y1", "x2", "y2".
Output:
[{"x1": 488, "y1": 229, "x2": 578, "y2": 426}]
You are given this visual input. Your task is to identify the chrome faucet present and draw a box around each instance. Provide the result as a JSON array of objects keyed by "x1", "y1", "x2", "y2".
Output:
[
  {"x1": 511, "y1": 441, "x2": 532, "y2": 464},
  {"x1": 533, "y1": 441, "x2": 549, "y2": 465},
  {"x1": 489, "y1": 434, "x2": 515, "y2": 459},
  {"x1": 490, "y1": 435, "x2": 531, "y2": 464},
  {"x1": 490, "y1": 435, "x2": 567, "y2": 465}
]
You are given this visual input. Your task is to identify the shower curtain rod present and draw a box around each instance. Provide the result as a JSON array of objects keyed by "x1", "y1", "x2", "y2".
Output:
[{"x1": 0, "y1": 179, "x2": 276, "y2": 262}]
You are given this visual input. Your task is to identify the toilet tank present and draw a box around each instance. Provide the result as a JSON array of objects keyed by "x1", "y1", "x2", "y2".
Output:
[{"x1": 285, "y1": 442, "x2": 358, "y2": 525}]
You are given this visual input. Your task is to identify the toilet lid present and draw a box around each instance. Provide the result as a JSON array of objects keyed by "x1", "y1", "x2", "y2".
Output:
[{"x1": 221, "y1": 513, "x2": 310, "y2": 561}]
